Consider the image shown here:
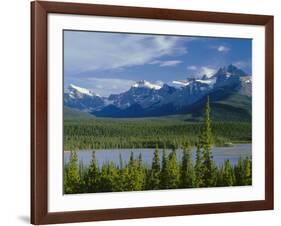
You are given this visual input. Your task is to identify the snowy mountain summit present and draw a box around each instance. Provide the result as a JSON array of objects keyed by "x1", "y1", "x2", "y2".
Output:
[
  {"x1": 132, "y1": 80, "x2": 162, "y2": 90},
  {"x1": 64, "y1": 64, "x2": 252, "y2": 117},
  {"x1": 67, "y1": 84, "x2": 98, "y2": 98}
]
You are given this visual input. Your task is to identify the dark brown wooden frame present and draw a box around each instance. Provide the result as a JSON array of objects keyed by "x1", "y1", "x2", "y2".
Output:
[{"x1": 31, "y1": 1, "x2": 274, "y2": 224}]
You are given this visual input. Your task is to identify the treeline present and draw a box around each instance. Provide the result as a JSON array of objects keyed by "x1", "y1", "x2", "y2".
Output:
[
  {"x1": 64, "y1": 97, "x2": 252, "y2": 194},
  {"x1": 64, "y1": 146, "x2": 252, "y2": 194},
  {"x1": 64, "y1": 120, "x2": 251, "y2": 150}
]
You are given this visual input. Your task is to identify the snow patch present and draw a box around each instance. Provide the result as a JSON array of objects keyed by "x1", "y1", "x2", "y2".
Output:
[
  {"x1": 68, "y1": 84, "x2": 97, "y2": 97},
  {"x1": 195, "y1": 77, "x2": 217, "y2": 86},
  {"x1": 132, "y1": 80, "x2": 162, "y2": 90},
  {"x1": 172, "y1": 80, "x2": 190, "y2": 86}
]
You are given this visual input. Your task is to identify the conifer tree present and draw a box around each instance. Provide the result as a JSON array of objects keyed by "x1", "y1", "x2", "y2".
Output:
[
  {"x1": 216, "y1": 166, "x2": 225, "y2": 187},
  {"x1": 222, "y1": 160, "x2": 234, "y2": 186},
  {"x1": 180, "y1": 144, "x2": 196, "y2": 188},
  {"x1": 84, "y1": 151, "x2": 100, "y2": 192},
  {"x1": 194, "y1": 144, "x2": 203, "y2": 187},
  {"x1": 243, "y1": 157, "x2": 252, "y2": 185},
  {"x1": 160, "y1": 148, "x2": 169, "y2": 189},
  {"x1": 135, "y1": 153, "x2": 145, "y2": 190},
  {"x1": 78, "y1": 160, "x2": 87, "y2": 192},
  {"x1": 200, "y1": 96, "x2": 216, "y2": 187},
  {"x1": 234, "y1": 158, "x2": 244, "y2": 185},
  {"x1": 124, "y1": 151, "x2": 139, "y2": 191},
  {"x1": 149, "y1": 144, "x2": 161, "y2": 189},
  {"x1": 99, "y1": 162, "x2": 118, "y2": 192},
  {"x1": 119, "y1": 153, "x2": 123, "y2": 170},
  {"x1": 165, "y1": 148, "x2": 180, "y2": 189},
  {"x1": 234, "y1": 157, "x2": 252, "y2": 186},
  {"x1": 64, "y1": 150, "x2": 80, "y2": 194},
  {"x1": 200, "y1": 96, "x2": 212, "y2": 151},
  {"x1": 116, "y1": 153, "x2": 126, "y2": 191}
]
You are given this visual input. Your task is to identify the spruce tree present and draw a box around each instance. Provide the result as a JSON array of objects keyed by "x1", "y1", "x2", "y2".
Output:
[
  {"x1": 194, "y1": 144, "x2": 203, "y2": 187},
  {"x1": 116, "y1": 153, "x2": 125, "y2": 191},
  {"x1": 234, "y1": 158, "x2": 244, "y2": 185},
  {"x1": 216, "y1": 166, "x2": 225, "y2": 187},
  {"x1": 234, "y1": 157, "x2": 252, "y2": 186},
  {"x1": 135, "y1": 153, "x2": 145, "y2": 190},
  {"x1": 84, "y1": 151, "x2": 100, "y2": 193},
  {"x1": 149, "y1": 144, "x2": 161, "y2": 189},
  {"x1": 119, "y1": 153, "x2": 123, "y2": 170},
  {"x1": 124, "y1": 151, "x2": 139, "y2": 191},
  {"x1": 200, "y1": 96, "x2": 216, "y2": 187},
  {"x1": 160, "y1": 148, "x2": 169, "y2": 189},
  {"x1": 243, "y1": 157, "x2": 252, "y2": 185},
  {"x1": 165, "y1": 148, "x2": 180, "y2": 189},
  {"x1": 99, "y1": 162, "x2": 118, "y2": 192},
  {"x1": 64, "y1": 150, "x2": 80, "y2": 194},
  {"x1": 78, "y1": 160, "x2": 87, "y2": 192},
  {"x1": 222, "y1": 160, "x2": 233, "y2": 186},
  {"x1": 180, "y1": 144, "x2": 196, "y2": 188}
]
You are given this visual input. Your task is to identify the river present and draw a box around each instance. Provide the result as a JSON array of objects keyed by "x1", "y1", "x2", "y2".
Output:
[{"x1": 64, "y1": 143, "x2": 251, "y2": 167}]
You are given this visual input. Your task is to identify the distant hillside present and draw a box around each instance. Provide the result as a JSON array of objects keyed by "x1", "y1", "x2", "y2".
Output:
[
  {"x1": 64, "y1": 106, "x2": 94, "y2": 120},
  {"x1": 185, "y1": 91, "x2": 251, "y2": 122}
]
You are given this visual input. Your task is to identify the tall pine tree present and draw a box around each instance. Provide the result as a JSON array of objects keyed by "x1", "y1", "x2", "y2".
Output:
[
  {"x1": 180, "y1": 144, "x2": 196, "y2": 188},
  {"x1": 149, "y1": 144, "x2": 161, "y2": 189},
  {"x1": 84, "y1": 151, "x2": 100, "y2": 193},
  {"x1": 160, "y1": 148, "x2": 169, "y2": 189},
  {"x1": 199, "y1": 96, "x2": 216, "y2": 187},
  {"x1": 165, "y1": 148, "x2": 180, "y2": 189},
  {"x1": 135, "y1": 153, "x2": 145, "y2": 190},
  {"x1": 194, "y1": 144, "x2": 203, "y2": 187}
]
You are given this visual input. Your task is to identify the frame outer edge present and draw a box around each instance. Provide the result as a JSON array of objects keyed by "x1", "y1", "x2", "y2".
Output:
[
  {"x1": 265, "y1": 16, "x2": 274, "y2": 209},
  {"x1": 30, "y1": 1, "x2": 274, "y2": 224},
  {"x1": 31, "y1": 1, "x2": 48, "y2": 225},
  {"x1": 30, "y1": 1, "x2": 35, "y2": 224}
]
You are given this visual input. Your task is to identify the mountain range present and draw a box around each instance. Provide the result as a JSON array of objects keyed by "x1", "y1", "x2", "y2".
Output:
[{"x1": 64, "y1": 64, "x2": 252, "y2": 121}]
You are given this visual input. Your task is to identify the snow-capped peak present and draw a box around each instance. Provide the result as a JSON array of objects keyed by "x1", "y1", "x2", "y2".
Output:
[
  {"x1": 68, "y1": 84, "x2": 97, "y2": 97},
  {"x1": 172, "y1": 80, "x2": 190, "y2": 86},
  {"x1": 132, "y1": 80, "x2": 162, "y2": 90},
  {"x1": 195, "y1": 77, "x2": 217, "y2": 86},
  {"x1": 214, "y1": 64, "x2": 248, "y2": 78}
]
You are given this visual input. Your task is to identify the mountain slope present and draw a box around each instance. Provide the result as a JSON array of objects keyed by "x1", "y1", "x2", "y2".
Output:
[
  {"x1": 184, "y1": 90, "x2": 251, "y2": 121},
  {"x1": 64, "y1": 84, "x2": 105, "y2": 111},
  {"x1": 64, "y1": 106, "x2": 95, "y2": 119},
  {"x1": 64, "y1": 64, "x2": 252, "y2": 121}
]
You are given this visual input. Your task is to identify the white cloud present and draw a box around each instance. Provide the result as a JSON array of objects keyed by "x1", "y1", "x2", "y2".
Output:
[
  {"x1": 217, "y1": 45, "x2": 230, "y2": 52},
  {"x1": 149, "y1": 60, "x2": 161, "y2": 65},
  {"x1": 200, "y1": 66, "x2": 216, "y2": 77},
  {"x1": 233, "y1": 60, "x2": 250, "y2": 69},
  {"x1": 160, "y1": 60, "x2": 182, "y2": 67},
  {"x1": 187, "y1": 66, "x2": 216, "y2": 78},
  {"x1": 86, "y1": 77, "x2": 135, "y2": 97},
  {"x1": 150, "y1": 60, "x2": 182, "y2": 67},
  {"x1": 209, "y1": 45, "x2": 230, "y2": 53},
  {"x1": 64, "y1": 31, "x2": 187, "y2": 74}
]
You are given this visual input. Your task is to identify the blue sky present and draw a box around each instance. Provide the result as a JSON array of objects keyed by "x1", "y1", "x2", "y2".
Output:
[{"x1": 64, "y1": 30, "x2": 252, "y2": 97}]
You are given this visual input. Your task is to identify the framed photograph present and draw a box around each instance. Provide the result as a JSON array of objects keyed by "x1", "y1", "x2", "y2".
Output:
[{"x1": 31, "y1": 1, "x2": 274, "y2": 224}]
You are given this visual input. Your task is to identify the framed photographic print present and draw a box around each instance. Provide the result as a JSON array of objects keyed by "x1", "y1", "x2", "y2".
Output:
[{"x1": 31, "y1": 1, "x2": 274, "y2": 225}]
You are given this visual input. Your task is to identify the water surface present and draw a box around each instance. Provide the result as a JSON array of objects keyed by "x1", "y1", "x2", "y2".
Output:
[{"x1": 64, "y1": 143, "x2": 251, "y2": 167}]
